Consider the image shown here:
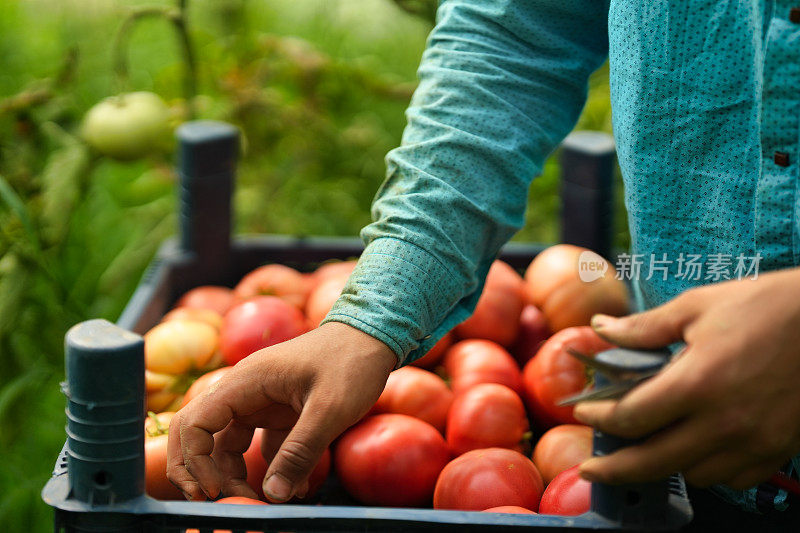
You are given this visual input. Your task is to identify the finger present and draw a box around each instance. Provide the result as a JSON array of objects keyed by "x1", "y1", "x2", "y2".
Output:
[
  {"x1": 683, "y1": 451, "x2": 753, "y2": 488},
  {"x1": 168, "y1": 465, "x2": 206, "y2": 501},
  {"x1": 260, "y1": 428, "x2": 314, "y2": 500},
  {"x1": 574, "y1": 348, "x2": 697, "y2": 438},
  {"x1": 261, "y1": 428, "x2": 289, "y2": 467},
  {"x1": 211, "y1": 420, "x2": 259, "y2": 499},
  {"x1": 262, "y1": 396, "x2": 347, "y2": 502},
  {"x1": 166, "y1": 412, "x2": 207, "y2": 501},
  {"x1": 590, "y1": 293, "x2": 701, "y2": 348},
  {"x1": 178, "y1": 371, "x2": 276, "y2": 499},
  {"x1": 578, "y1": 415, "x2": 724, "y2": 484},
  {"x1": 727, "y1": 464, "x2": 783, "y2": 491},
  {"x1": 237, "y1": 403, "x2": 299, "y2": 433}
]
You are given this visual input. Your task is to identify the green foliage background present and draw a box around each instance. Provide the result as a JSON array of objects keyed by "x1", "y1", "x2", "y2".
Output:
[{"x1": 0, "y1": 1, "x2": 618, "y2": 531}]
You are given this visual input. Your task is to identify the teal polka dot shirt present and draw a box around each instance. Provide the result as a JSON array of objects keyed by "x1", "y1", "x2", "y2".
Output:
[{"x1": 323, "y1": 0, "x2": 800, "y2": 513}]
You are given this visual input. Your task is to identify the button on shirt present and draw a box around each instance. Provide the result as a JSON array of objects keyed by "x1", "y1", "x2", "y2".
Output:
[{"x1": 321, "y1": 0, "x2": 800, "y2": 512}]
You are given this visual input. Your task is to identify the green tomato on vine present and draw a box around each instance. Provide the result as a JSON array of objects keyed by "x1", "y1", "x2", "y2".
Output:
[{"x1": 81, "y1": 91, "x2": 172, "y2": 161}]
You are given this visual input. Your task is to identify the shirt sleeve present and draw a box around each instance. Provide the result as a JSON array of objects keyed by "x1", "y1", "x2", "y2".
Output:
[{"x1": 322, "y1": 0, "x2": 610, "y2": 366}]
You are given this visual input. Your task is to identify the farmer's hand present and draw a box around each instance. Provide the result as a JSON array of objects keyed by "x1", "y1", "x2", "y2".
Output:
[
  {"x1": 574, "y1": 268, "x2": 800, "y2": 489},
  {"x1": 167, "y1": 321, "x2": 396, "y2": 502}
]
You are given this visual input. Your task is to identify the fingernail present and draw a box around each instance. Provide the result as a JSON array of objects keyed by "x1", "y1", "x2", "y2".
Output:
[
  {"x1": 264, "y1": 474, "x2": 292, "y2": 501},
  {"x1": 591, "y1": 314, "x2": 613, "y2": 330},
  {"x1": 573, "y1": 404, "x2": 589, "y2": 423},
  {"x1": 579, "y1": 460, "x2": 601, "y2": 482}
]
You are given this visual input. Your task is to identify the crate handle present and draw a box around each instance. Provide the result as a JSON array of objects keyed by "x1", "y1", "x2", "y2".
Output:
[
  {"x1": 176, "y1": 120, "x2": 239, "y2": 272},
  {"x1": 64, "y1": 319, "x2": 145, "y2": 504},
  {"x1": 559, "y1": 131, "x2": 616, "y2": 259}
]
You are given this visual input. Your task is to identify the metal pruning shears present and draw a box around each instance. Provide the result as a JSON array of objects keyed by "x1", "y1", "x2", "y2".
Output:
[
  {"x1": 557, "y1": 345, "x2": 800, "y2": 499},
  {"x1": 557, "y1": 346, "x2": 672, "y2": 406}
]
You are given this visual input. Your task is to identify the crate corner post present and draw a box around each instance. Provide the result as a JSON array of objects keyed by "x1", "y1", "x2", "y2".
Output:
[
  {"x1": 57, "y1": 319, "x2": 146, "y2": 531},
  {"x1": 559, "y1": 130, "x2": 616, "y2": 259},
  {"x1": 176, "y1": 120, "x2": 240, "y2": 283}
]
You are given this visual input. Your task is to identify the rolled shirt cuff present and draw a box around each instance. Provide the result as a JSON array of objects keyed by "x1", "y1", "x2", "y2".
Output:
[{"x1": 321, "y1": 236, "x2": 479, "y2": 367}]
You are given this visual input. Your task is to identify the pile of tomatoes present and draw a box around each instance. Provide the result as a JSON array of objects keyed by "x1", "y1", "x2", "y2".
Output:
[{"x1": 143, "y1": 244, "x2": 629, "y2": 515}]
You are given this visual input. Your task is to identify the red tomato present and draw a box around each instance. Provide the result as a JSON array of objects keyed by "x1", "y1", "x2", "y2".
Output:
[
  {"x1": 243, "y1": 429, "x2": 331, "y2": 501},
  {"x1": 219, "y1": 296, "x2": 307, "y2": 365},
  {"x1": 144, "y1": 412, "x2": 183, "y2": 500},
  {"x1": 233, "y1": 264, "x2": 312, "y2": 309},
  {"x1": 304, "y1": 272, "x2": 350, "y2": 328},
  {"x1": 532, "y1": 424, "x2": 593, "y2": 485},
  {"x1": 483, "y1": 506, "x2": 537, "y2": 514},
  {"x1": 524, "y1": 245, "x2": 585, "y2": 307},
  {"x1": 411, "y1": 331, "x2": 454, "y2": 369},
  {"x1": 522, "y1": 327, "x2": 614, "y2": 428},
  {"x1": 176, "y1": 285, "x2": 235, "y2": 316},
  {"x1": 145, "y1": 435, "x2": 178, "y2": 499},
  {"x1": 244, "y1": 429, "x2": 269, "y2": 500},
  {"x1": 455, "y1": 261, "x2": 525, "y2": 346},
  {"x1": 511, "y1": 304, "x2": 550, "y2": 367},
  {"x1": 433, "y1": 448, "x2": 544, "y2": 511},
  {"x1": 446, "y1": 383, "x2": 528, "y2": 456},
  {"x1": 538, "y1": 465, "x2": 591, "y2": 516},
  {"x1": 162, "y1": 307, "x2": 223, "y2": 330},
  {"x1": 181, "y1": 367, "x2": 231, "y2": 408},
  {"x1": 309, "y1": 260, "x2": 357, "y2": 290},
  {"x1": 216, "y1": 496, "x2": 268, "y2": 505},
  {"x1": 335, "y1": 414, "x2": 450, "y2": 507},
  {"x1": 443, "y1": 339, "x2": 523, "y2": 395},
  {"x1": 184, "y1": 496, "x2": 268, "y2": 533},
  {"x1": 523, "y1": 245, "x2": 629, "y2": 332},
  {"x1": 302, "y1": 445, "x2": 332, "y2": 500},
  {"x1": 542, "y1": 277, "x2": 629, "y2": 333},
  {"x1": 372, "y1": 366, "x2": 453, "y2": 433}
]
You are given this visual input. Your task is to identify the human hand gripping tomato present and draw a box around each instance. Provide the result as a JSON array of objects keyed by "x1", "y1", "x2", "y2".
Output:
[{"x1": 167, "y1": 321, "x2": 396, "y2": 502}]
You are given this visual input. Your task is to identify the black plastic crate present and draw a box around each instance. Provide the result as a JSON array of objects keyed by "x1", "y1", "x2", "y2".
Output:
[{"x1": 42, "y1": 121, "x2": 693, "y2": 532}]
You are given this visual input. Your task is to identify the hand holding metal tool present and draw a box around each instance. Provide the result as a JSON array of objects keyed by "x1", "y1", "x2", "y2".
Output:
[
  {"x1": 558, "y1": 346, "x2": 672, "y2": 406},
  {"x1": 559, "y1": 345, "x2": 800, "y2": 500}
]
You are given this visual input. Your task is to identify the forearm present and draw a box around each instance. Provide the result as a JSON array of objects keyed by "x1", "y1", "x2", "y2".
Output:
[{"x1": 325, "y1": 0, "x2": 610, "y2": 365}]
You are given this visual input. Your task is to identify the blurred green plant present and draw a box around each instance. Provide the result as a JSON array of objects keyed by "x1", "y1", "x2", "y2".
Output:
[
  {"x1": 0, "y1": 1, "x2": 615, "y2": 531},
  {"x1": 391, "y1": 0, "x2": 438, "y2": 23}
]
